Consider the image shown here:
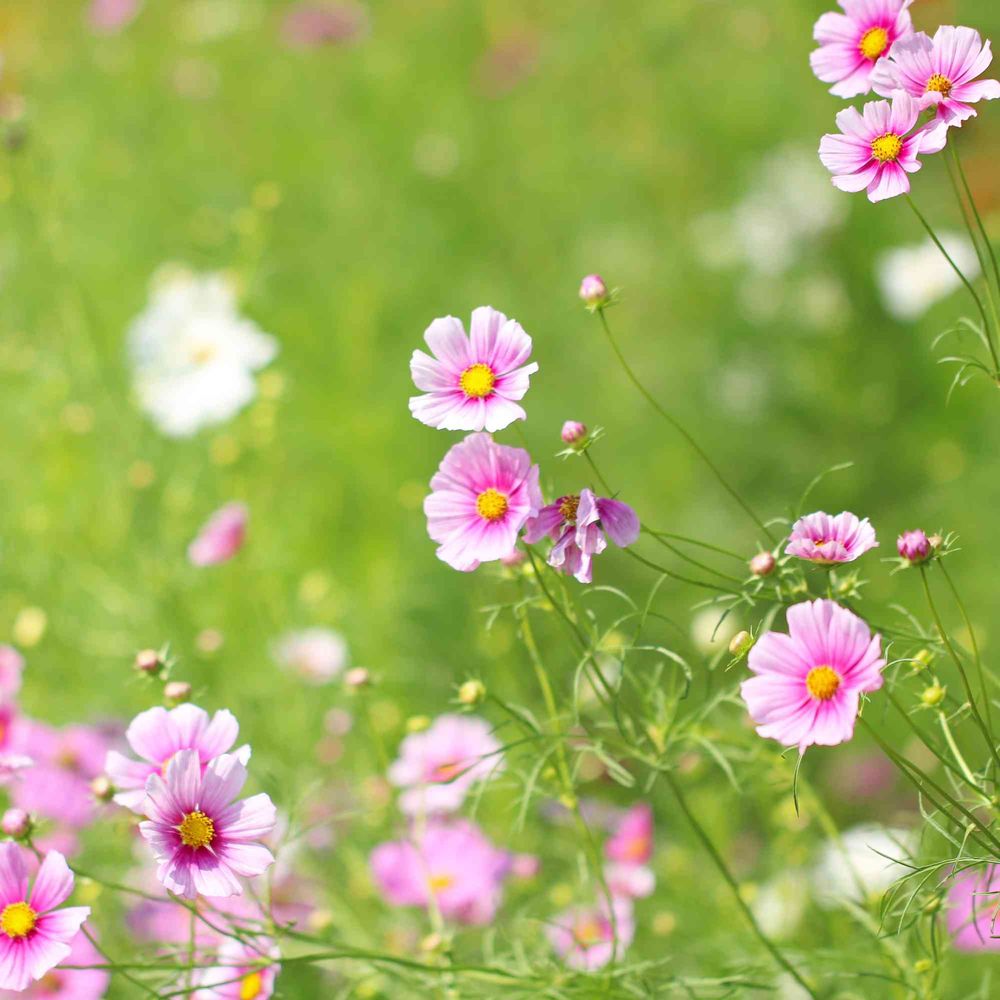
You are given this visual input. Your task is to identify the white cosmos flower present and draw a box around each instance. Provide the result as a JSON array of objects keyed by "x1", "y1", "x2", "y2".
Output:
[
  {"x1": 128, "y1": 266, "x2": 278, "y2": 437},
  {"x1": 812, "y1": 823, "x2": 916, "y2": 909},
  {"x1": 271, "y1": 628, "x2": 349, "y2": 685},
  {"x1": 876, "y1": 234, "x2": 979, "y2": 321}
]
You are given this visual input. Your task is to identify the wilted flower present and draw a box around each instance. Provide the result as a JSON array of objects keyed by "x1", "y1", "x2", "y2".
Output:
[
  {"x1": 139, "y1": 750, "x2": 276, "y2": 898},
  {"x1": 272, "y1": 628, "x2": 348, "y2": 685},
  {"x1": 192, "y1": 937, "x2": 281, "y2": 999},
  {"x1": 810, "y1": 0, "x2": 913, "y2": 98},
  {"x1": 409, "y1": 307, "x2": 538, "y2": 433},
  {"x1": 897, "y1": 529, "x2": 931, "y2": 563},
  {"x1": 947, "y1": 866, "x2": 1000, "y2": 951},
  {"x1": 546, "y1": 898, "x2": 635, "y2": 971},
  {"x1": 741, "y1": 599, "x2": 885, "y2": 752},
  {"x1": 188, "y1": 503, "x2": 248, "y2": 566},
  {"x1": 786, "y1": 510, "x2": 877, "y2": 565},
  {"x1": 425, "y1": 433, "x2": 541, "y2": 572},
  {"x1": 812, "y1": 824, "x2": 915, "y2": 907},
  {"x1": 387, "y1": 714, "x2": 503, "y2": 815}
]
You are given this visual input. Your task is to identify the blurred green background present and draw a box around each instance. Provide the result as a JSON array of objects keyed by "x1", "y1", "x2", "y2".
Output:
[{"x1": 2, "y1": 0, "x2": 1000, "y2": 995}]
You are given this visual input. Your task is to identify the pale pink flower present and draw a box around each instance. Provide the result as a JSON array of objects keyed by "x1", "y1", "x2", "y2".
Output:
[
  {"x1": 281, "y1": 3, "x2": 369, "y2": 48},
  {"x1": 0, "y1": 756, "x2": 32, "y2": 786},
  {"x1": 604, "y1": 862, "x2": 655, "y2": 900},
  {"x1": 819, "y1": 94, "x2": 935, "y2": 202},
  {"x1": 193, "y1": 937, "x2": 281, "y2": 999},
  {"x1": 188, "y1": 503, "x2": 247, "y2": 566},
  {"x1": 546, "y1": 898, "x2": 635, "y2": 971},
  {"x1": 271, "y1": 628, "x2": 348, "y2": 685},
  {"x1": 88, "y1": 0, "x2": 141, "y2": 33},
  {"x1": 387, "y1": 714, "x2": 503, "y2": 816},
  {"x1": 425, "y1": 433, "x2": 541, "y2": 572},
  {"x1": 523, "y1": 489, "x2": 640, "y2": 584},
  {"x1": 872, "y1": 27, "x2": 1000, "y2": 145},
  {"x1": 786, "y1": 510, "x2": 878, "y2": 564},
  {"x1": 605, "y1": 803, "x2": 654, "y2": 865},
  {"x1": 105, "y1": 704, "x2": 248, "y2": 813},
  {"x1": 810, "y1": 0, "x2": 913, "y2": 98},
  {"x1": 139, "y1": 750, "x2": 276, "y2": 899},
  {"x1": 0, "y1": 845, "x2": 90, "y2": 992},
  {"x1": 578, "y1": 275, "x2": 607, "y2": 306},
  {"x1": 0, "y1": 931, "x2": 109, "y2": 999},
  {"x1": 409, "y1": 307, "x2": 538, "y2": 432},
  {"x1": 741, "y1": 599, "x2": 885, "y2": 753},
  {"x1": 947, "y1": 866, "x2": 1000, "y2": 951},
  {"x1": 370, "y1": 819, "x2": 510, "y2": 925},
  {"x1": 897, "y1": 529, "x2": 930, "y2": 563},
  {"x1": 0, "y1": 649, "x2": 24, "y2": 699}
]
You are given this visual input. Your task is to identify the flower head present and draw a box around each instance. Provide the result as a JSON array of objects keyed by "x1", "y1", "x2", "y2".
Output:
[
  {"x1": 193, "y1": 937, "x2": 281, "y2": 999},
  {"x1": 425, "y1": 433, "x2": 541, "y2": 572},
  {"x1": 409, "y1": 307, "x2": 538, "y2": 432},
  {"x1": 139, "y1": 749, "x2": 276, "y2": 899},
  {"x1": 271, "y1": 629, "x2": 348, "y2": 685},
  {"x1": 546, "y1": 898, "x2": 635, "y2": 971},
  {"x1": 105, "y1": 704, "x2": 249, "y2": 813},
  {"x1": 0, "y1": 845, "x2": 90, "y2": 992},
  {"x1": 387, "y1": 714, "x2": 503, "y2": 816},
  {"x1": 605, "y1": 803, "x2": 654, "y2": 865},
  {"x1": 812, "y1": 824, "x2": 915, "y2": 907},
  {"x1": 786, "y1": 510, "x2": 878, "y2": 564},
  {"x1": 897, "y1": 529, "x2": 931, "y2": 563},
  {"x1": 0, "y1": 931, "x2": 110, "y2": 999},
  {"x1": 819, "y1": 94, "x2": 936, "y2": 202},
  {"x1": 810, "y1": 0, "x2": 913, "y2": 98},
  {"x1": 370, "y1": 819, "x2": 510, "y2": 925},
  {"x1": 604, "y1": 862, "x2": 655, "y2": 900},
  {"x1": 740, "y1": 599, "x2": 885, "y2": 753},
  {"x1": 947, "y1": 865, "x2": 1000, "y2": 951},
  {"x1": 188, "y1": 503, "x2": 248, "y2": 567}
]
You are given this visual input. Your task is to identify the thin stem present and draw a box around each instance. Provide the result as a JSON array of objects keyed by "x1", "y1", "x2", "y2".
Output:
[
  {"x1": 81, "y1": 926, "x2": 159, "y2": 998},
  {"x1": 595, "y1": 308, "x2": 775, "y2": 542},
  {"x1": 951, "y1": 144, "x2": 1000, "y2": 309},
  {"x1": 664, "y1": 770, "x2": 818, "y2": 998},
  {"x1": 938, "y1": 710, "x2": 979, "y2": 790}
]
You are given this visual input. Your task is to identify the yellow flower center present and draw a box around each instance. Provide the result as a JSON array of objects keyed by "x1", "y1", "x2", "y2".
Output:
[
  {"x1": 475, "y1": 488, "x2": 509, "y2": 522},
  {"x1": 190, "y1": 343, "x2": 218, "y2": 365},
  {"x1": 926, "y1": 73, "x2": 953, "y2": 97},
  {"x1": 623, "y1": 835, "x2": 650, "y2": 862},
  {"x1": 806, "y1": 665, "x2": 841, "y2": 701},
  {"x1": 871, "y1": 133, "x2": 903, "y2": 163},
  {"x1": 178, "y1": 809, "x2": 215, "y2": 849},
  {"x1": 428, "y1": 873, "x2": 455, "y2": 893},
  {"x1": 240, "y1": 972, "x2": 264, "y2": 1000},
  {"x1": 559, "y1": 495, "x2": 580, "y2": 522},
  {"x1": 859, "y1": 26, "x2": 889, "y2": 60},
  {"x1": 0, "y1": 901, "x2": 36, "y2": 939},
  {"x1": 572, "y1": 919, "x2": 604, "y2": 948},
  {"x1": 432, "y1": 761, "x2": 462, "y2": 782},
  {"x1": 459, "y1": 363, "x2": 496, "y2": 399}
]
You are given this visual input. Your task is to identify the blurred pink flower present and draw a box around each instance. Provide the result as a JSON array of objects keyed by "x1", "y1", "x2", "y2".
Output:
[
  {"x1": 741, "y1": 599, "x2": 885, "y2": 753},
  {"x1": 105, "y1": 704, "x2": 248, "y2": 813},
  {"x1": 0, "y1": 931, "x2": 109, "y2": 999},
  {"x1": 139, "y1": 750, "x2": 276, "y2": 899},
  {"x1": 272, "y1": 628, "x2": 348, "y2": 685},
  {"x1": 786, "y1": 510, "x2": 878, "y2": 564},
  {"x1": 523, "y1": 489, "x2": 640, "y2": 583},
  {"x1": 188, "y1": 503, "x2": 248, "y2": 566},
  {"x1": 546, "y1": 898, "x2": 635, "y2": 971},
  {"x1": 948, "y1": 865, "x2": 1000, "y2": 951},
  {"x1": 409, "y1": 307, "x2": 538, "y2": 433},
  {"x1": 193, "y1": 937, "x2": 280, "y2": 999},
  {"x1": 281, "y1": 3, "x2": 369, "y2": 49},
  {"x1": 370, "y1": 819, "x2": 510, "y2": 924},
  {"x1": 605, "y1": 803, "x2": 654, "y2": 865},
  {"x1": 0, "y1": 648, "x2": 24, "y2": 699},
  {"x1": 810, "y1": 0, "x2": 913, "y2": 98},
  {"x1": 475, "y1": 35, "x2": 539, "y2": 98},
  {"x1": 819, "y1": 95, "x2": 936, "y2": 203},
  {"x1": 388, "y1": 714, "x2": 503, "y2": 816},
  {"x1": 0, "y1": 845, "x2": 90, "y2": 992},
  {"x1": 604, "y1": 861, "x2": 655, "y2": 900},
  {"x1": 88, "y1": 0, "x2": 141, "y2": 34},
  {"x1": 425, "y1": 433, "x2": 541, "y2": 572}
]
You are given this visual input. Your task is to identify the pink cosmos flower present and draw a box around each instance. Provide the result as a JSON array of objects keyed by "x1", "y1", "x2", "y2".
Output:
[
  {"x1": 546, "y1": 898, "x2": 635, "y2": 971},
  {"x1": 785, "y1": 510, "x2": 878, "y2": 564},
  {"x1": 0, "y1": 845, "x2": 90, "y2": 992},
  {"x1": 88, "y1": 0, "x2": 141, "y2": 33},
  {"x1": 605, "y1": 803, "x2": 654, "y2": 865},
  {"x1": 188, "y1": 503, "x2": 248, "y2": 566},
  {"x1": 523, "y1": 489, "x2": 640, "y2": 583},
  {"x1": 280, "y1": 3, "x2": 369, "y2": 49},
  {"x1": 819, "y1": 94, "x2": 935, "y2": 203},
  {"x1": 425, "y1": 433, "x2": 541, "y2": 572},
  {"x1": 271, "y1": 628, "x2": 348, "y2": 685},
  {"x1": 604, "y1": 862, "x2": 655, "y2": 900},
  {"x1": 0, "y1": 649, "x2": 24, "y2": 699},
  {"x1": 872, "y1": 27, "x2": 1000, "y2": 144},
  {"x1": 810, "y1": 0, "x2": 913, "y2": 98},
  {"x1": 193, "y1": 937, "x2": 281, "y2": 999},
  {"x1": 897, "y1": 529, "x2": 930, "y2": 563},
  {"x1": 387, "y1": 714, "x2": 503, "y2": 816},
  {"x1": 409, "y1": 307, "x2": 538, "y2": 432},
  {"x1": 105, "y1": 704, "x2": 249, "y2": 813},
  {"x1": 741, "y1": 599, "x2": 885, "y2": 753},
  {"x1": 139, "y1": 749, "x2": 276, "y2": 899},
  {"x1": 947, "y1": 866, "x2": 1000, "y2": 951},
  {"x1": 0, "y1": 931, "x2": 109, "y2": 999},
  {"x1": 370, "y1": 819, "x2": 510, "y2": 925}
]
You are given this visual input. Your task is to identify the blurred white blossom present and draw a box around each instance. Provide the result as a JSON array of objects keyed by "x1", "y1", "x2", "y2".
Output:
[
  {"x1": 812, "y1": 824, "x2": 916, "y2": 908},
  {"x1": 876, "y1": 234, "x2": 979, "y2": 321}
]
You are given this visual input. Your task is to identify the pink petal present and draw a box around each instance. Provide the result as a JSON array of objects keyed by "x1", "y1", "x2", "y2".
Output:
[
  {"x1": 423, "y1": 316, "x2": 471, "y2": 371},
  {"x1": 29, "y1": 852, "x2": 74, "y2": 913},
  {"x1": 0, "y1": 843, "x2": 28, "y2": 908}
]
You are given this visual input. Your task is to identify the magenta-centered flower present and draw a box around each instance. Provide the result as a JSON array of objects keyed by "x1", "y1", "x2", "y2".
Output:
[
  {"x1": 409, "y1": 307, "x2": 538, "y2": 432},
  {"x1": 873, "y1": 26, "x2": 1000, "y2": 143},
  {"x1": 523, "y1": 489, "x2": 640, "y2": 584},
  {"x1": 741, "y1": 599, "x2": 885, "y2": 753},
  {"x1": 0, "y1": 845, "x2": 90, "y2": 993},
  {"x1": 947, "y1": 866, "x2": 1000, "y2": 951},
  {"x1": 188, "y1": 503, "x2": 248, "y2": 567},
  {"x1": 605, "y1": 804, "x2": 654, "y2": 865},
  {"x1": 105, "y1": 704, "x2": 248, "y2": 813},
  {"x1": 810, "y1": 0, "x2": 913, "y2": 98},
  {"x1": 425, "y1": 433, "x2": 541, "y2": 572},
  {"x1": 786, "y1": 510, "x2": 878, "y2": 564},
  {"x1": 139, "y1": 749, "x2": 276, "y2": 899},
  {"x1": 819, "y1": 94, "x2": 936, "y2": 203}
]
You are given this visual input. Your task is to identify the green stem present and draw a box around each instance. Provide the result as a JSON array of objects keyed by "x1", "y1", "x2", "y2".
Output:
[{"x1": 950, "y1": 144, "x2": 1000, "y2": 314}]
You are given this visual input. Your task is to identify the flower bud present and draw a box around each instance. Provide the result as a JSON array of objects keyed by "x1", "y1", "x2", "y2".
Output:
[
  {"x1": 729, "y1": 630, "x2": 753, "y2": 657},
  {"x1": 407, "y1": 715, "x2": 431, "y2": 733},
  {"x1": 90, "y1": 776, "x2": 114, "y2": 803},
  {"x1": 1, "y1": 809, "x2": 31, "y2": 839},
  {"x1": 914, "y1": 958, "x2": 933, "y2": 974},
  {"x1": 897, "y1": 529, "x2": 931, "y2": 564},
  {"x1": 344, "y1": 667, "x2": 371, "y2": 690},
  {"x1": 561, "y1": 421, "x2": 588, "y2": 447},
  {"x1": 578, "y1": 274, "x2": 608, "y2": 307},
  {"x1": 164, "y1": 680, "x2": 192, "y2": 705},
  {"x1": 458, "y1": 679, "x2": 486, "y2": 706},
  {"x1": 921, "y1": 682, "x2": 946, "y2": 707},
  {"x1": 927, "y1": 533, "x2": 943, "y2": 550},
  {"x1": 134, "y1": 648, "x2": 162, "y2": 676},
  {"x1": 749, "y1": 551, "x2": 775, "y2": 577},
  {"x1": 911, "y1": 648, "x2": 933, "y2": 671}
]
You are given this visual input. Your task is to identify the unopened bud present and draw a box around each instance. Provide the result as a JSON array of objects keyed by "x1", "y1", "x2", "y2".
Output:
[
  {"x1": 729, "y1": 630, "x2": 753, "y2": 657},
  {"x1": 458, "y1": 680, "x2": 486, "y2": 706},
  {"x1": 913, "y1": 958, "x2": 933, "y2": 974},
  {"x1": 921, "y1": 682, "x2": 946, "y2": 707},
  {"x1": 922, "y1": 896, "x2": 941, "y2": 915},
  {"x1": 749, "y1": 551, "x2": 776, "y2": 577},
  {"x1": 345, "y1": 667, "x2": 370, "y2": 690},
  {"x1": 927, "y1": 534, "x2": 943, "y2": 550},
  {"x1": 1, "y1": 809, "x2": 31, "y2": 839},
  {"x1": 164, "y1": 681, "x2": 192, "y2": 705},
  {"x1": 578, "y1": 274, "x2": 608, "y2": 307},
  {"x1": 897, "y1": 529, "x2": 931, "y2": 564},
  {"x1": 561, "y1": 421, "x2": 588, "y2": 447},
  {"x1": 91, "y1": 776, "x2": 114, "y2": 802},
  {"x1": 134, "y1": 649, "x2": 162, "y2": 676},
  {"x1": 912, "y1": 648, "x2": 933, "y2": 671},
  {"x1": 407, "y1": 715, "x2": 431, "y2": 733}
]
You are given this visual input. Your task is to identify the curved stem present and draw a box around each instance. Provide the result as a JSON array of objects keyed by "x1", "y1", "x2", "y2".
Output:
[{"x1": 950, "y1": 144, "x2": 1000, "y2": 311}]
